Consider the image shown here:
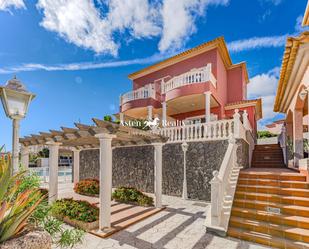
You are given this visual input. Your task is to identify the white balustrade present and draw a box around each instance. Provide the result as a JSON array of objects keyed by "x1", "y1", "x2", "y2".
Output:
[
  {"x1": 155, "y1": 119, "x2": 234, "y2": 143},
  {"x1": 161, "y1": 64, "x2": 217, "y2": 94},
  {"x1": 120, "y1": 84, "x2": 156, "y2": 105}
]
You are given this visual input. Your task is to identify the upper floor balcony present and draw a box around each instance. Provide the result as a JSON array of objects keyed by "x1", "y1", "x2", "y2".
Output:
[
  {"x1": 120, "y1": 63, "x2": 217, "y2": 107},
  {"x1": 120, "y1": 83, "x2": 156, "y2": 106},
  {"x1": 161, "y1": 64, "x2": 216, "y2": 94}
]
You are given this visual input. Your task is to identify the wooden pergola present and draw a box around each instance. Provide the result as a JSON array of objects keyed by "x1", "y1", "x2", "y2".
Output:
[{"x1": 19, "y1": 118, "x2": 167, "y2": 231}]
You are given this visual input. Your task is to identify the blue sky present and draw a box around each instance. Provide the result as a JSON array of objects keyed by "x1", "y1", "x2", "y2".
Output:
[{"x1": 0, "y1": 0, "x2": 308, "y2": 151}]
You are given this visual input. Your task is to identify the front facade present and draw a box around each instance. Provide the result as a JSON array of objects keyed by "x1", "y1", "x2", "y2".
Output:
[
  {"x1": 274, "y1": 31, "x2": 309, "y2": 167},
  {"x1": 119, "y1": 37, "x2": 262, "y2": 133}
]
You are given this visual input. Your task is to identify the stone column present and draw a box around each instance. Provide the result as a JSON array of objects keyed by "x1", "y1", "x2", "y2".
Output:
[
  {"x1": 153, "y1": 143, "x2": 163, "y2": 208},
  {"x1": 20, "y1": 144, "x2": 30, "y2": 170},
  {"x1": 233, "y1": 109, "x2": 241, "y2": 139},
  {"x1": 96, "y1": 133, "x2": 116, "y2": 230},
  {"x1": 242, "y1": 110, "x2": 251, "y2": 131},
  {"x1": 147, "y1": 105, "x2": 153, "y2": 121},
  {"x1": 12, "y1": 119, "x2": 20, "y2": 174},
  {"x1": 162, "y1": 102, "x2": 167, "y2": 127},
  {"x1": 72, "y1": 149, "x2": 80, "y2": 185},
  {"x1": 181, "y1": 142, "x2": 189, "y2": 200},
  {"x1": 204, "y1": 91, "x2": 211, "y2": 123},
  {"x1": 47, "y1": 141, "x2": 61, "y2": 204},
  {"x1": 293, "y1": 109, "x2": 304, "y2": 167}
]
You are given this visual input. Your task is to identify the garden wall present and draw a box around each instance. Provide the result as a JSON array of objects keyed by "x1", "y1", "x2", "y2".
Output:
[{"x1": 79, "y1": 139, "x2": 249, "y2": 201}]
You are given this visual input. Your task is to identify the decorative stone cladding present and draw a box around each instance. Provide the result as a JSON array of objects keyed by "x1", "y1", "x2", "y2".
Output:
[{"x1": 79, "y1": 139, "x2": 249, "y2": 201}]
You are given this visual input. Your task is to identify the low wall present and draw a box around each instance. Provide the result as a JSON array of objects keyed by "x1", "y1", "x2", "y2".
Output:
[{"x1": 79, "y1": 139, "x2": 248, "y2": 201}]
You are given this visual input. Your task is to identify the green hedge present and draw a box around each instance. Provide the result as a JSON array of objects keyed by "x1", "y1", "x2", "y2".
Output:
[
  {"x1": 257, "y1": 131, "x2": 277, "y2": 138},
  {"x1": 112, "y1": 187, "x2": 153, "y2": 206},
  {"x1": 51, "y1": 198, "x2": 99, "y2": 223}
]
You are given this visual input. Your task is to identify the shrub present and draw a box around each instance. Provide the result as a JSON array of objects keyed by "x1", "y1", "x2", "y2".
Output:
[
  {"x1": 74, "y1": 179, "x2": 99, "y2": 196},
  {"x1": 112, "y1": 187, "x2": 153, "y2": 206},
  {"x1": 51, "y1": 198, "x2": 99, "y2": 223},
  {"x1": 0, "y1": 146, "x2": 44, "y2": 243},
  {"x1": 257, "y1": 131, "x2": 277, "y2": 138}
]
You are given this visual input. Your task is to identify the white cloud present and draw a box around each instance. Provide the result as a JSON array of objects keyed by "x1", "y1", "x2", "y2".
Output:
[
  {"x1": 36, "y1": 0, "x2": 230, "y2": 55},
  {"x1": 261, "y1": 0, "x2": 283, "y2": 6},
  {"x1": 0, "y1": 0, "x2": 25, "y2": 11},
  {"x1": 227, "y1": 35, "x2": 287, "y2": 52},
  {"x1": 248, "y1": 67, "x2": 281, "y2": 127},
  {"x1": 36, "y1": 0, "x2": 118, "y2": 55},
  {"x1": 159, "y1": 0, "x2": 229, "y2": 52},
  {"x1": 0, "y1": 53, "x2": 169, "y2": 74}
]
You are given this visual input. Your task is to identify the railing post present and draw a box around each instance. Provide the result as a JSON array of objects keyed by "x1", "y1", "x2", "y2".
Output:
[
  {"x1": 242, "y1": 110, "x2": 251, "y2": 131},
  {"x1": 280, "y1": 125, "x2": 287, "y2": 165},
  {"x1": 233, "y1": 109, "x2": 241, "y2": 139},
  {"x1": 210, "y1": 170, "x2": 221, "y2": 226}
]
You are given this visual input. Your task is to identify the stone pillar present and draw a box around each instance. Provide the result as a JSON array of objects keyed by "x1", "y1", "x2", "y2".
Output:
[
  {"x1": 153, "y1": 143, "x2": 163, "y2": 208},
  {"x1": 204, "y1": 91, "x2": 211, "y2": 123},
  {"x1": 147, "y1": 105, "x2": 153, "y2": 121},
  {"x1": 96, "y1": 133, "x2": 116, "y2": 230},
  {"x1": 181, "y1": 142, "x2": 189, "y2": 200},
  {"x1": 20, "y1": 145, "x2": 30, "y2": 170},
  {"x1": 72, "y1": 149, "x2": 80, "y2": 185},
  {"x1": 12, "y1": 119, "x2": 20, "y2": 174},
  {"x1": 162, "y1": 102, "x2": 167, "y2": 127},
  {"x1": 47, "y1": 142, "x2": 61, "y2": 204},
  {"x1": 233, "y1": 109, "x2": 241, "y2": 139},
  {"x1": 293, "y1": 109, "x2": 304, "y2": 167}
]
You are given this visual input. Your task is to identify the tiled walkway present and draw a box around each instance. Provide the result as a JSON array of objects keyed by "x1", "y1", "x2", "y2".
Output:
[{"x1": 50, "y1": 183, "x2": 270, "y2": 249}]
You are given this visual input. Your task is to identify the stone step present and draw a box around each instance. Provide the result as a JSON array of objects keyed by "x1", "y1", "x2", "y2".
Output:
[
  {"x1": 229, "y1": 217, "x2": 309, "y2": 243},
  {"x1": 236, "y1": 185, "x2": 309, "y2": 198},
  {"x1": 238, "y1": 178, "x2": 309, "y2": 189},
  {"x1": 239, "y1": 172, "x2": 306, "y2": 181},
  {"x1": 233, "y1": 199, "x2": 309, "y2": 217},
  {"x1": 235, "y1": 191, "x2": 309, "y2": 206},
  {"x1": 231, "y1": 207, "x2": 309, "y2": 229},
  {"x1": 227, "y1": 227, "x2": 309, "y2": 249}
]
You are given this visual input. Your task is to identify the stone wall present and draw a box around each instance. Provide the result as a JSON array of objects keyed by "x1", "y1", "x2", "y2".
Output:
[
  {"x1": 79, "y1": 139, "x2": 248, "y2": 201},
  {"x1": 112, "y1": 145, "x2": 154, "y2": 193}
]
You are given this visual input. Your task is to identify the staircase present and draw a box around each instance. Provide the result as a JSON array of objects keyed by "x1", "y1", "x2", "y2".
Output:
[
  {"x1": 227, "y1": 143, "x2": 309, "y2": 248},
  {"x1": 251, "y1": 144, "x2": 285, "y2": 168}
]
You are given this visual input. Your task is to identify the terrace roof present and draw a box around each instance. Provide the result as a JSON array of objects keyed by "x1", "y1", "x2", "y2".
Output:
[{"x1": 19, "y1": 118, "x2": 167, "y2": 149}]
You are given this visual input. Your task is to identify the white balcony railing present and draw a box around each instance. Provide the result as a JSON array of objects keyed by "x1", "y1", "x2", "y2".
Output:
[
  {"x1": 120, "y1": 84, "x2": 156, "y2": 105},
  {"x1": 161, "y1": 64, "x2": 216, "y2": 94},
  {"x1": 155, "y1": 119, "x2": 234, "y2": 143}
]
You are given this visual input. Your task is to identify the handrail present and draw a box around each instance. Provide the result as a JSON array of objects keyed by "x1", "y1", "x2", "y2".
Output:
[
  {"x1": 161, "y1": 64, "x2": 217, "y2": 94},
  {"x1": 205, "y1": 137, "x2": 240, "y2": 234}
]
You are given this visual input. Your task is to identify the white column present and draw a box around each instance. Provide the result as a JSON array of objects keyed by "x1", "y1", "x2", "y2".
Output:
[
  {"x1": 96, "y1": 133, "x2": 116, "y2": 230},
  {"x1": 20, "y1": 144, "x2": 30, "y2": 170},
  {"x1": 147, "y1": 105, "x2": 153, "y2": 121},
  {"x1": 72, "y1": 149, "x2": 80, "y2": 185},
  {"x1": 293, "y1": 109, "x2": 304, "y2": 167},
  {"x1": 47, "y1": 141, "x2": 61, "y2": 204},
  {"x1": 162, "y1": 102, "x2": 167, "y2": 127},
  {"x1": 12, "y1": 119, "x2": 20, "y2": 174},
  {"x1": 119, "y1": 113, "x2": 124, "y2": 125},
  {"x1": 153, "y1": 143, "x2": 163, "y2": 208},
  {"x1": 181, "y1": 142, "x2": 189, "y2": 200},
  {"x1": 204, "y1": 91, "x2": 211, "y2": 123}
]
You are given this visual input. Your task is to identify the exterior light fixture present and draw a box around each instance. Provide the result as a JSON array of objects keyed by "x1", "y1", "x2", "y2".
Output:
[{"x1": 0, "y1": 76, "x2": 36, "y2": 173}]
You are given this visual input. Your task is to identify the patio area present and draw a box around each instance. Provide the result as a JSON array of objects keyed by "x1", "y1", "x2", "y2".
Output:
[{"x1": 48, "y1": 182, "x2": 270, "y2": 249}]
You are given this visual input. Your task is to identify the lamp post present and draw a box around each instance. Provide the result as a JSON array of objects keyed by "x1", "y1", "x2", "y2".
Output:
[
  {"x1": 0, "y1": 76, "x2": 35, "y2": 173},
  {"x1": 181, "y1": 142, "x2": 189, "y2": 199}
]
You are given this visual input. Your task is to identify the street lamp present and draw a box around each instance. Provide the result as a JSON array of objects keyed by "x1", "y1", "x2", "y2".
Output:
[{"x1": 0, "y1": 76, "x2": 35, "y2": 173}]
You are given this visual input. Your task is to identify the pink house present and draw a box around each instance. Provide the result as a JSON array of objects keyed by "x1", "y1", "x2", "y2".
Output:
[{"x1": 119, "y1": 37, "x2": 262, "y2": 134}]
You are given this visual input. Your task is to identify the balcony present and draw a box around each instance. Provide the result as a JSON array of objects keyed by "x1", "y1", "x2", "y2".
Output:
[
  {"x1": 120, "y1": 84, "x2": 156, "y2": 106},
  {"x1": 161, "y1": 64, "x2": 216, "y2": 94}
]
